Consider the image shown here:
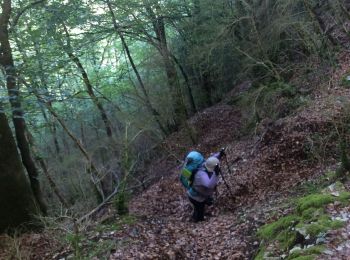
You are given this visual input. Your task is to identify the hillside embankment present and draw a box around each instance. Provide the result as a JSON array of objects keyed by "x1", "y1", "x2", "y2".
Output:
[{"x1": 2, "y1": 54, "x2": 350, "y2": 260}]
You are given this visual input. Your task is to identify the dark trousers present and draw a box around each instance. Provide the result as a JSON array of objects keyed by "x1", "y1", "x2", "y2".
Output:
[{"x1": 189, "y1": 197, "x2": 206, "y2": 222}]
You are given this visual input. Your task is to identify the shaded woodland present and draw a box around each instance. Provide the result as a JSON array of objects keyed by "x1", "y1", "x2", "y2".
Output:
[{"x1": 2, "y1": 0, "x2": 350, "y2": 244}]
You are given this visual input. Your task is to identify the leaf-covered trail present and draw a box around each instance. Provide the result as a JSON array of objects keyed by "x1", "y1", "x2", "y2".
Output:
[
  {"x1": 111, "y1": 174, "x2": 261, "y2": 259},
  {"x1": 109, "y1": 104, "x2": 261, "y2": 259},
  {"x1": 110, "y1": 68, "x2": 350, "y2": 259},
  {"x1": 108, "y1": 101, "x2": 307, "y2": 259}
]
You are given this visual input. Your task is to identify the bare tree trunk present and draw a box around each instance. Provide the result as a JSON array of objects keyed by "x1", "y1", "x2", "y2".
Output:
[
  {"x1": 0, "y1": 0, "x2": 47, "y2": 215},
  {"x1": 26, "y1": 131, "x2": 69, "y2": 209},
  {"x1": 170, "y1": 53, "x2": 197, "y2": 114},
  {"x1": 43, "y1": 101, "x2": 105, "y2": 202},
  {"x1": 61, "y1": 24, "x2": 114, "y2": 138}
]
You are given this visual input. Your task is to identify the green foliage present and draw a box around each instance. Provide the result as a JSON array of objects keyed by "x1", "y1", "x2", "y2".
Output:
[
  {"x1": 114, "y1": 192, "x2": 129, "y2": 216},
  {"x1": 66, "y1": 232, "x2": 83, "y2": 259},
  {"x1": 340, "y1": 74, "x2": 350, "y2": 88},
  {"x1": 335, "y1": 139, "x2": 350, "y2": 180},
  {"x1": 86, "y1": 240, "x2": 115, "y2": 259},
  {"x1": 233, "y1": 81, "x2": 306, "y2": 134}
]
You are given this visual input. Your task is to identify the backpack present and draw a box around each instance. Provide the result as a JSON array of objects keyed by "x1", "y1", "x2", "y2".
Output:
[{"x1": 180, "y1": 151, "x2": 205, "y2": 189}]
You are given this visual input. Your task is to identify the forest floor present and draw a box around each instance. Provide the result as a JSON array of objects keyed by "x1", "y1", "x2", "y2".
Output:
[{"x1": 2, "y1": 55, "x2": 350, "y2": 259}]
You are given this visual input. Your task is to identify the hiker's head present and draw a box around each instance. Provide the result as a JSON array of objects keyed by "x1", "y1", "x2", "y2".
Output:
[{"x1": 204, "y1": 157, "x2": 219, "y2": 172}]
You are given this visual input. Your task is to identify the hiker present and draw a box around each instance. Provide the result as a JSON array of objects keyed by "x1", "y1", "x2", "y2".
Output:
[{"x1": 187, "y1": 150, "x2": 225, "y2": 222}]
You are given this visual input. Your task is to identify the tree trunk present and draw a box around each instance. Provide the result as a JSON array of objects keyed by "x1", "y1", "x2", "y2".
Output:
[
  {"x1": 145, "y1": 3, "x2": 189, "y2": 129},
  {"x1": 33, "y1": 41, "x2": 61, "y2": 157},
  {"x1": 25, "y1": 130, "x2": 69, "y2": 209},
  {"x1": 106, "y1": 0, "x2": 168, "y2": 136},
  {"x1": 0, "y1": 0, "x2": 47, "y2": 215},
  {"x1": 61, "y1": 24, "x2": 114, "y2": 139},
  {"x1": 0, "y1": 109, "x2": 38, "y2": 233},
  {"x1": 170, "y1": 53, "x2": 197, "y2": 114}
]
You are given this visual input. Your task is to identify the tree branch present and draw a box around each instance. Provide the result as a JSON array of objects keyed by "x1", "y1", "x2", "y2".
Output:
[{"x1": 10, "y1": 0, "x2": 46, "y2": 30}]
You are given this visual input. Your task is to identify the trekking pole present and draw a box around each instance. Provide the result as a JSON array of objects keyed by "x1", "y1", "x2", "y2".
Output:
[
  {"x1": 222, "y1": 148, "x2": 242, "y2": 175},
  {"x1": 219, "y1": 166, "x2": 235, "y2": 197},
  {"x1": 219, "y1": 148, "x2": 242, "y2": 197}
]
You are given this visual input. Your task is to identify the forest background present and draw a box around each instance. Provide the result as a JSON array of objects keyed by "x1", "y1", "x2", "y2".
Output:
[{"x1": 1, "y1": 0, "x2": 350, "y2": 233}]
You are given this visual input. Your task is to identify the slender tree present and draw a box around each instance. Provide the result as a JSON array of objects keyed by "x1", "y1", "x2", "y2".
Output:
[{"x1": 106, "y1": 0, "x2": 168, "y2": 135}]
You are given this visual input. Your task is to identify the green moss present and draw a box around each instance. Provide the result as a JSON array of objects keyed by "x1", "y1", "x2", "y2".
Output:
[
  {"x1": 290, "y1": 256, "x2": 315, "y2": 260},
  {"x1": 254, "y1": 246, "x2": 266, "y2": 260},
  {"x1": 288, "y1": 245, "x2": 325, "y2": 260},
  {"x1": 298, "y1": 215, "x2": 344, "y2": 237},
  {"x1": 325, "y1": 171, "x2": 337, "y2": 181},
  {"x1": 277, "y1": 230, "x2": 297, "y2": 250},
  {"x1": 339, "y1": 192, "x2": 350, "y2": 204},
  {"x1": 301, "y1": 207, "x2": 324, "y2": 221},
  {"x1": 258, "y1": 215, "x2": 300, "y2": 240},
  {"x1": 297, "y1": 194, "x2": 334, "y2": 213},
  {"x1": 256, "y1": 187, "x2": 348, "y2": 259}
]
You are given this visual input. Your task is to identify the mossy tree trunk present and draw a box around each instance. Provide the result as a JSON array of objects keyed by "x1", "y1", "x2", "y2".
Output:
[{"x1": 0, "y1": 110, "x2": 38, "y2": 233}]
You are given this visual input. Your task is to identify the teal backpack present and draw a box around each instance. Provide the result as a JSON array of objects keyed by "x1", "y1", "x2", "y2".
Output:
[{"x1": 180, "y1": 151, "x2": 205, "y2": 189}]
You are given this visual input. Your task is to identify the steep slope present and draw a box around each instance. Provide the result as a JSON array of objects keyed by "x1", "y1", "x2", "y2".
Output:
[
  {"x1": 2, "y1": 54, "x2": 350, "y2": 260},
  {"x1": 109, "y1": 53, "x2": 350, "y2": 259}
]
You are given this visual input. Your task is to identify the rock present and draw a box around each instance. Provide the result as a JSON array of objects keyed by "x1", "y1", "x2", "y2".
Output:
[
  {"x1": 295, "y1": 227, "x2": 307, "y2": 237},
  {"x1": 316, "y1": 237, "x2": 326, "y2": 244},
  {"x1": 289, "y1": 246, "x2": 302, "y2": 254},
  {"x1": 337, "y1": 245, "x2": 344, "y2": 251},
  {"x1": 324, "y1": 249, "x2": 334, "y2": 255}
]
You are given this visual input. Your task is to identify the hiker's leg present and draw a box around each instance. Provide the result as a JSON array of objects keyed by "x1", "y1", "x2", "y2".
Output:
[
  {"x1": 189, "y1": 197, "x2": 204, "y2": 222},
  {"x1": 197, "y1": 202, "x2": 205, "y2": 221}
]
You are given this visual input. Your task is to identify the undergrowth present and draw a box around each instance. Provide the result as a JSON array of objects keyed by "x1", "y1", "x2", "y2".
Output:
[
  {"x1": 255, "y1": 176, "x2": 350, "y2": 260},
  {"x1": 230, "y1": 81, "x2": 308, "y2": 135},
  {"x1": 65, "y1": 214, "x2": 137, "y2": 259}
]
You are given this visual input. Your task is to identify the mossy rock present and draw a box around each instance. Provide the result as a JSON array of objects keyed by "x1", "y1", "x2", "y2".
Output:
[
  {"x1": 301, "y1": 207, "x2": 324, "y2": 221},
  {"x1": 256, "y1": 184, "x2": 349, "y2": 259},
  {"x1": 287, "y1": 245, "x2": 325, "y2": 260},
  {"x1": 297, "y1": 194, "x2": 334, "y2": 214},
  {"x1": 276, "y1": 230, "x2": 297, "y2": 250},
  {"x1": 303, "y1": 219, "x2": 344, "y2": 237},
  {"x1": 257, "y1": 215, "x2": 300, "y2": 241},
  {"x1": 322, "y1": 181, "x2": 347, "y2": 195}
]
